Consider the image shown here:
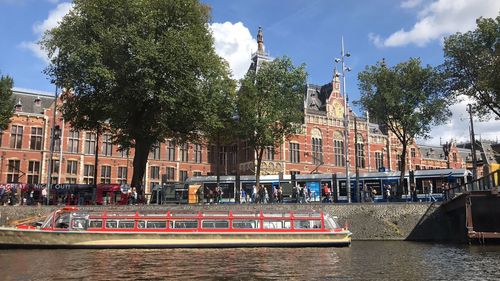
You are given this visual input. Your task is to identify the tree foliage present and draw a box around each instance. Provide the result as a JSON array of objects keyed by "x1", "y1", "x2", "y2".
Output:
[
  {"x1": 0, "y1": 75, "x2": 15, "y2": 131},
  {"x1": 357, "y1": 58, "x2": 450, "y2": 196},
  {"x1": 41, "y1": 0, "x2": 229, "y2": 195},
  {"x1": 237, "y1": 57, "x2": 307, "y2": 188},
  {"x1": 442, "y1": 13, "x2": 500, "y2": 118}
]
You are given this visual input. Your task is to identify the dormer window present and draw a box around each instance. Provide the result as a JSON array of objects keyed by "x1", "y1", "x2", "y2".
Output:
[
  {"x1": 14, "y1": 99, "x2": 22, "y2": 112},
  {"x1": 34, "y1": 96, "x2": 41, "y2": 106}
]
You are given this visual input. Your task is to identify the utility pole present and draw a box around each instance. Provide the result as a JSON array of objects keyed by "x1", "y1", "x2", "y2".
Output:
[
  {"x1": 46, "y1": 84, "x2": 58, "y2": 205},
  {"x1": 468, "y1": 104, "x2": 478, "y2": 184},
  {"x1": 354, "y1": 116, "x2": 360, "y2": 202}
]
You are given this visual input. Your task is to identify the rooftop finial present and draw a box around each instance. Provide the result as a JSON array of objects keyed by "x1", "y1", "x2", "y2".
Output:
[{"x1": 257, "y1": 27, "x2": 264, "y2": 54}]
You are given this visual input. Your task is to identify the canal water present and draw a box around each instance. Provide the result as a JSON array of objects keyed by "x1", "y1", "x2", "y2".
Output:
[{"x1": 1, "y1": 241, "x2": 499, "y2": 280}]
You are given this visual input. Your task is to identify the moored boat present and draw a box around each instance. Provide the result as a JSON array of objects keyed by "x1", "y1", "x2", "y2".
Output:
[{"x1": 0, "y1": 207, "x2": 352, "y2": 248}]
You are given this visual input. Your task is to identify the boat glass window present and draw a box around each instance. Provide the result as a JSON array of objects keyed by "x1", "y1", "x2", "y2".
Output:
[
  {"x1": 263, "y1": 213, "x2": 289, "y2": 218},
  {"x1": 89, "y1": 220, "x2": 103, "y2": 228},
  {"x1": 173, "y1": 220, "x2": 198, "y2": 229},
  {"x1": 170, "y1": 212, "x2": 198, "y2": 218},
  {"x1": 106, "y1": 220, "x2": 118, "y2": 229},
  {"x1": 232, "y1": 220, "x2": 259, "y2": 229},
  {"x1": 202, "y1": 212, "x2": 228, "y2": 217},
  {"x1": 118, "y1": 221, "x2": 135, "y2": 229},
  {"x1": 294, "y1": 213, "x2": 321, "y2": 218},
  {"x1": 55, "y1": 213, "x2": 70, "y2": 229},
  {"x1": 325, "y1": 216, "x2": 340, "y2": 229},
  {"x1": 202, "y1": 220, "x2": 229, "y2": 229},
  {"x1": 263, "y1": 220, "x2": 291, "y2": 229},
  {"x1": 145, "y1": 221, "x2": 167, "y2": 229},
  {"x1": 294, "y1": 220, "x2": 321, "y2": 229},
  {"x1": 71, "y1": 219, "x2": 88, "y2": 230}
]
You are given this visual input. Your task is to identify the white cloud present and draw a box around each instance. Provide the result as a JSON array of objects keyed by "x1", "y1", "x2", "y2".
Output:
[
  {"x1": 209, "y1": 22, "x2": 256, "y2": 80},
  {"x1": 418, "y1": 96, "x2": 500, "y2": 146},
  {"x1": 401, "y1": 0, "x2": 424, "y2": 9},
  {"x1": 20, "y1": 2, "x2": 73, "y2": 63},
  {"x1": 370, "y1": 0, "x2": 500, "y2": 47}
]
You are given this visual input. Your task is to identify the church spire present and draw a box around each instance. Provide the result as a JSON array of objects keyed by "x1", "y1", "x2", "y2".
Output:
[{"x1": 257, "y1": 26, "x2": 264, "y2": 54}]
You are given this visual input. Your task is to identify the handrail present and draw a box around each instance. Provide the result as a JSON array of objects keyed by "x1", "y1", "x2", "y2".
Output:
[{"x1": 444, "y1": 170, "x2": 500, "y2": 202}]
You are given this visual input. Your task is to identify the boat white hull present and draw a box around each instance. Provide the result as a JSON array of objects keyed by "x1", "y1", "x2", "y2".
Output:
[{"x1": 0, "y1": 227, "x2": 351, "y2": 248}]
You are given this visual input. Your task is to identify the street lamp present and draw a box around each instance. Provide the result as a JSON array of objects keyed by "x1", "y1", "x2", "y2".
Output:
[
  {"x1": 335, "y1": 36, "x2": 352, "y2": 203},
  {"x1": 46, "y1": 86, "x2": 60, "y2": 205}
]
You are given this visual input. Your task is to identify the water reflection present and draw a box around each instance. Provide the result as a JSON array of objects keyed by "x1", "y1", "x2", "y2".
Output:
[{"x1": 1, "y1": 242, "x2": 500, "y2": 280}]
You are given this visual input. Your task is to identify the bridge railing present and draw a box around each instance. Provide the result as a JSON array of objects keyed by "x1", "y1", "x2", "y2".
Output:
[{"x1": 444, "y1": 170, "x2": 500, "y2": 202}]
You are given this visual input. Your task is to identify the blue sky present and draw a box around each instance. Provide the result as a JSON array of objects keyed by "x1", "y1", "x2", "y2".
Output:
[{"x1": 0, "y1": 0, "x2": 499, "y2": 145}]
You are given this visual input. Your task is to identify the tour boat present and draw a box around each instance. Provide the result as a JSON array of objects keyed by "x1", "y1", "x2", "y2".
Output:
[{"x1": 0, "y1": 207, "x2": 351, "y2": 248}]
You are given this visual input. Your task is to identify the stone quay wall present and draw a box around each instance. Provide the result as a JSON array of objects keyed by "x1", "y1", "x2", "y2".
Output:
[{"x1": 0, "y1": 202, "x2": 450, "y2": 241}]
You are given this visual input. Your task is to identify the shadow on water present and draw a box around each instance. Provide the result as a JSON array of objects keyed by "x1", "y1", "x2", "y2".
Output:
[{"x1": 1, "y1": 242, "x2": 500, "y2": 280}]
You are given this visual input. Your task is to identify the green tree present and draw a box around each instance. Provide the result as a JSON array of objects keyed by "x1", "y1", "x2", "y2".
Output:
[
  {"x1": 198, "y1": 61, "x2": 237, "y2": 191},
  {"x1": 0, "y1": 75, "x2": 15, "y2": 130},
  {"x1": 237, "y1": 57, "x2": 306, "y2": 190},
  {"x1": 357, "y1": 58, "x2": 450, "y2": 197},
  {"x1": 41, "y1": 0, "x2": 228, "y2": 198},
  {"x1": 443, "y1": 13, "x2": 500, "y2": 118}
]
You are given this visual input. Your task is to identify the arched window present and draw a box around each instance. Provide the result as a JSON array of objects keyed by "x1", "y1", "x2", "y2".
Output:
[
  {"x1": 311, "y1": 128, "x2": 323, "y2": 165},
  {"x1": 356, "y1": 134, "x2": 365, "y2": 168},
  {"x1": 333, "y1": 131, "x2": 344, "y2": 167}
]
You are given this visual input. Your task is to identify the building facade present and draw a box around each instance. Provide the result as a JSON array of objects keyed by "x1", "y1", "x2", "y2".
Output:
[{"x1": 1, "y1": 28, "x2": 491, "y2": 194}]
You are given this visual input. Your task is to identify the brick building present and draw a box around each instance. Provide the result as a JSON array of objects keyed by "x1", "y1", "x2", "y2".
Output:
[{"x1": 0, "y1": 28, "x2": 484, "y2": 194}]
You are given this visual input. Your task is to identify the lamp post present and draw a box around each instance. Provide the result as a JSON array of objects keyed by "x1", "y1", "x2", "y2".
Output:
[
  {"x1": 335, "y1": 37, "x2": 352, "y2": 203},
  {"x1": 46, "y1": 85, "x2": 59, "y2": 205}
]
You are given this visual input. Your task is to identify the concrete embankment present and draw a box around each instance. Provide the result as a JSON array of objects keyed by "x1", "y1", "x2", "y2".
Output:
[{"x1": 0, "y1": 203, "x2": 449, "y2": 241}]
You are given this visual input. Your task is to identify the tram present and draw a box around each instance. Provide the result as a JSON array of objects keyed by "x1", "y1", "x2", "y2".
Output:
[{"x1": 184, "y1": 168, "x2": 471, "y2": 203}]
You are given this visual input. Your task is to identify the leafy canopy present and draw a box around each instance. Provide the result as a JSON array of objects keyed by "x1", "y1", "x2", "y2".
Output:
[
  {"x1": 442, "y1": 13, "x2": 500, "y2": 118},
  {"x1": 0, "y1": 75, "x2": 15, "y2": 131}
]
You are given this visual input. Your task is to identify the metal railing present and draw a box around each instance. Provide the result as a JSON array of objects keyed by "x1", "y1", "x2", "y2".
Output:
[{"x1": 444, "y1": 170, "x2": 500, "y2": 201}]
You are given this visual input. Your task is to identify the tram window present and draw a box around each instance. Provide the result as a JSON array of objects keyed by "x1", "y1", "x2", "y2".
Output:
[
  {"x1": 118, "y1": 221, "x2": 135, "y2": 229},
  {"x1": 202, "y1": 220, "x2": 229, "y2": 229},
  {"x1": 146, "y1": 221, "x2": 167, "y2": 229},
  {"x1": 105, "y1": 220, "x2": 118, "y2": 229},
  {"x1": 232, "y1": 220, "x2": 259, "y2": 229},
  {"x1": 173, "y1": 220, "x2": 198, "y2": 229},
  {"x1": 89, "y1": 220, "x2": 103, "y2": 228},
  {"x1": 263, "y1": 220, "x2": 291, "y2": 229}
]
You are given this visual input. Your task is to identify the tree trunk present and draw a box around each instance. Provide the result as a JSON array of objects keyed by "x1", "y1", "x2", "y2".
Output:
[
  {"x1": 131, "y1": 138, "x2": 152, "y2": 203},
  {"x1": 216, "y1": 136, "x2": 221, "y2": 190},
  {"x1": 398, "y1": 141, "x2": 407, "y2": 199},
  {"x1": 255, "y1": 148, "x2": 264, "y2": 194}
]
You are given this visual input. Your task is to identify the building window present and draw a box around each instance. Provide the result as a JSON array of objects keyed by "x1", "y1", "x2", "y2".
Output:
[
  {"x1": 30, "y1": 127, "x2": 43, "y2": 150},
  {"x1": 51, "y1": 159, "x2": 60, "y2": 174},
  {"x1": 290, "y1": 170, "x2": 300, "y2": 176},
  {"x1": 411, "y1": 148, "x2": 416, "y2": 158},
  {"x1": 166, "y1": 140, "x2": 176, "y2": 161},
  {"x1": 312, "y1": 137, "x2": 323, "y2": 165},
  {"x1": 193, "y1": 171, "x2": 202, "y2": 176},
  {"x1": 180, "y1": 170, "x2": 188, "y2": 182},
  {"x1": 333, "y1": 139, "x2": 344, "y2": 167},
  {"x1": 149, "y1": 142, "x2": 160, "y2": 160},
  {"x1": 27, "y1": 161, "x2": 40, "y2": 184},
  {"x1": 66, "y1": 160, "x2": 78, "y2": 175},
  {"x1": 289, "y1": 142, "x2": 300, "y2": 163},
  {"x1": 150, "y1": 166, "x2": 160, "y2": 181},
  {"x1": 84, "y1": 132, "x2": 96, "y2": 154},
  {"x1": 375, "y1": 152, "x2": 383, "y2": 170},
  {"x1": 53, "y1": 128, "x2": 61, "y2": 152},
  {"x1": 117, "y1": 167, "x2": 128, "y2": 184},
  {"x1": 207, "y1": 145, "x2": 215, "y2": 164},
  {"x1": 9, "y1": 125, "x2": 23, "y2": 149},
  {"x1": 83, "y1": 164, "x2": 95, "y2": 184},
  {"x1": 68, "y1": 130, "x2": 80, "y2": 153},
  {"x1": 356, "y1": 143, "x2": 366, "y2": 168},
  {"x1": 180, "y1": 143, "x2": 189, "y2": 162},
  {"x1": 194, "y1": 144, "x2": 202, "y2": 163},
  {"x1": 101, "y1": 165, "x2": 111, "y2": 184},
  {"x1": 66, "y1": 178, "x2": 77, "y2": 184},
  {"x1": 264, "y1": 146, "x2": 274, "y2": 161},
  {"x1": 166, "y1": 167, "x2": 175, "y2": 181},
  {"x1": 102, "y1": 133, "x2": 113, "y2": 156},
  {"x1": 118, "y1": 145, "x2": 129, "y2": 158},
  {"x1": 7, "y1": 160, "x2": 20, "y2": 183}
]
